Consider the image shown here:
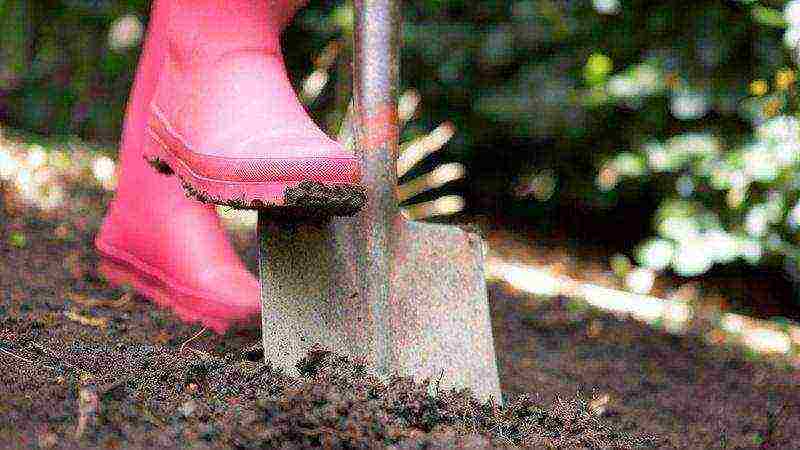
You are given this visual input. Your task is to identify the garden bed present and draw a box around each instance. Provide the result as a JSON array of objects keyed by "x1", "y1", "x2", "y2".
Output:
[
  {"x1": 2, "y1": 132, "x2": 798, "y2": 448},
  {"x1": 0, "y1": 147, "x2": 654, "y2": 448}
]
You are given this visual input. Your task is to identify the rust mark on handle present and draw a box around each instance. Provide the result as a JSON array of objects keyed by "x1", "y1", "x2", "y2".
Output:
[{"x1": 357, "y1": 103, "x2": 399, "y2": 151}]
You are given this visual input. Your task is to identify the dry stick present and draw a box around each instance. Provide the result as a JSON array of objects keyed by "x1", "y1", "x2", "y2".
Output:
[
  {"x1": 397, "y1": 162, "x2": 465, "y2": 202},
  {"x1": 179, "y1": 327, "x2": 208, "y2": 355},
  {"x1": 397, "y1": 122, "x2": 456, "y2": 178},
  {"x1": 74, "y1": 385, "x2": 99, "y2": 440},
  {"x1": 400, "y1": 195, "x2": 465, "y2": 220},
  {"x1": 66, "y1": 291, "x2": 131, "y2": 308},
  {"x1": 300, "y1": 39, "x2": 342, "y2": 105},
  {"x1": 331, "y1": 35, "x2": 353, "y2": 140},
  {"x1": 434, "y1": 368, "x2": 444, "y2": 397},
  {"x1": 187, "y1": 347, "x2": 210, "y2": 359},
  {"x1": 65, "y1": 310, "x2": 108, "y2": 328},
  {"x1": 30, "y1": 342, "x2": 85, "y2": 376},
  {"x1": 0, "y1": 347, "x2": 58, "y2": 372},
  {"x1": 337, "y1": 100, "x2": 356, "y2": 149}
]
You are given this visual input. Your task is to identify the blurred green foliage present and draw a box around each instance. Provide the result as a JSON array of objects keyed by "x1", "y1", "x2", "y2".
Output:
[
  {"x1": 589, "y1": 0, "x2": 800, "y2": 279},
  {"x1": 1, "y1": 0, "x2": 799, "y2": 279}
]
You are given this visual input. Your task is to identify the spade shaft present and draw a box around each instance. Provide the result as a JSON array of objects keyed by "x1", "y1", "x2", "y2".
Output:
[{"x1": 350, "y1": 0, "x2": 402, "y2": 380}]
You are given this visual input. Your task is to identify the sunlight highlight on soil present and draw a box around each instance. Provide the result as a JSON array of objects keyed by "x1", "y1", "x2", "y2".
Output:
[{"x1": 486, "y1": 256, "x2": 800, "y2": 360}]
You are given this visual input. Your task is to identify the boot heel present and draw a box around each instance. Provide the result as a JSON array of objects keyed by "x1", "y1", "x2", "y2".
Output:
[
  {"x1": 96, "y1": 243, "x2": 250, "y2": 333},
  {"x1": 142, "y1": 130, "x2": 175, "y2": 176}
]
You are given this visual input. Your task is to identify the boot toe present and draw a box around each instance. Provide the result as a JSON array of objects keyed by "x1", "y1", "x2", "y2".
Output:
[{"x1": 190, "y1": 266, "x2": 262, "y2": 319}]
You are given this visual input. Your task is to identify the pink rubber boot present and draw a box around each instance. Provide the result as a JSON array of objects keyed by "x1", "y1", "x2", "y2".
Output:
[
  {"x1": 95, "y1": 0, "x2": 261, "y2": 333},
  {"x1": 144, "y1": 0, "x2": 365, "y2": 214}
]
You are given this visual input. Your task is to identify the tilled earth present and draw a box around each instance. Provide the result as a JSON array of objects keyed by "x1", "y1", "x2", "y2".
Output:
[
  {"x1": 0, "y1": 139, "x2": 656, "y2": 449},
  {"x1": 0, "y1": 194, "x2": 654, "y2": 450},
  {"x1": 1, "y1": 134, "x2": 799, "y2": 449}
]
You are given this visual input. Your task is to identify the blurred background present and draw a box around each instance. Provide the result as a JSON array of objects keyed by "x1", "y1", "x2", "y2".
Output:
[
  {"x1": 2, "y1": 0, "x2": 800, "y2": 329},
  {"x1": 6, "y1": 3, "x2": 800, "y2": 445}
]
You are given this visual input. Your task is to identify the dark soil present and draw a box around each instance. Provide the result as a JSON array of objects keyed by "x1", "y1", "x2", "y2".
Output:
[
  {"x1": 490, "y1": 287, "x2": 800, "y2": 449},
  {"x1": 0, "y1": 159, "x2": 654, "y2": 449},
  {"x1": 0, "y1": 261, "x2": 653, "y2": 449},
  {"x1": 2, "y1": 135, "x2": 799, "y2": 449}
]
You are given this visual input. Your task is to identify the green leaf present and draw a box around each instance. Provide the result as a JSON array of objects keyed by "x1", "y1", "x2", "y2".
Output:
[
  {"x1": 9, "y1": 231, "x2": 26, "y2": 248},
  {"x1": 751, "y1": 6, "x2": 786, "y2": 28},
  {"x1": 584, "y1": 53, "x2": 613, "y2": 86}
]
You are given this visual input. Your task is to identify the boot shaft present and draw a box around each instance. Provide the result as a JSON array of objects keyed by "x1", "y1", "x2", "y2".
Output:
[{"x1": 164, "y1": 0, "x2": 307, "y2": 64}]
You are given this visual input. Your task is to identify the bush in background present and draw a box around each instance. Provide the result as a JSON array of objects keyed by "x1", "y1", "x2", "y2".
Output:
[{"x1": 1, "y1": 0, "x2": 799, "y2": 283}]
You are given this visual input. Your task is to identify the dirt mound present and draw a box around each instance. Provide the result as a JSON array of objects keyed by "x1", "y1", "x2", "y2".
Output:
[
  {"x1": 0, "y1": 136, "x2": 659, "y2": 448},
  {"x1": 0, "y1": 314, "x2": 658, "y2": 449}
]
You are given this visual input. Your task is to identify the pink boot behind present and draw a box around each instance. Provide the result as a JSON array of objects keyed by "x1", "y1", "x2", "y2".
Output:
[{"x1": 95, "y1": 0, "x2": 261, "y2": 333}]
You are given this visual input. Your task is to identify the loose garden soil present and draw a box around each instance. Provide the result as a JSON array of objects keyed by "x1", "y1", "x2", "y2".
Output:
[{"x1": 1, "y1": 134, "x2": 798, "y2": 448}]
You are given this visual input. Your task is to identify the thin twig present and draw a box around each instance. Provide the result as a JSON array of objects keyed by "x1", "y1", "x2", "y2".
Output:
[
  {"x1": 179, "y1": 327, "x2": 208, "y2": 355},
  {"x1": 30, "y1": 343, "x2": 82, "y2": 374},
  {"x1": 187, "y1": 347, "x2": 211, "y2": 359},
  {"x1": 0, "y1": 347, "x2": 58, "y2": 371},
  {"x1": 66, "y1": 292, "x2": 131, "y2": 309},
  {"x1": 75, "y1": 385, "x2": 98, "y2": 440},
  {"x1": 65, "y1": 310, "x2": 108, "y2": 328}
]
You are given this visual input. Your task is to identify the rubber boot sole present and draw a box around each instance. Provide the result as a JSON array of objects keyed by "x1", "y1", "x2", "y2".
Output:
[
  {"x1": 96, "y1": 239, "x2": 260, "y2": 333},
  {"x1": 143, "y1": 125, "x2": 367, "y2": 218}
]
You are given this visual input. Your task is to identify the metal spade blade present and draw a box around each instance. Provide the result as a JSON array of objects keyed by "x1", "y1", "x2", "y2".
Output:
[{"x1": 258, "y1": 0, "x2": 502, "y2": 404}]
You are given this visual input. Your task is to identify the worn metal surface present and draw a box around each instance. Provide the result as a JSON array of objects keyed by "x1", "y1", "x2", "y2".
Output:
[
  {"x1": 259, "y1": 0, "x2": 502, "y2": 403},
  {"x1": 258, "y1": 217, "x2": 356, "y2": 375},
  {"x1": 258, "y1": 215, "x2": 502, "y2": 401},
  {"x1": 388, "y1": 220, "x2": 501, "y2": 401},
  {"x1": 349, "y1": 0, "x2": 402, "y2": 376}
]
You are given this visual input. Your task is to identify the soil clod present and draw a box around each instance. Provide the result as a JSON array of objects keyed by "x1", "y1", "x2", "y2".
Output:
[
  {"x1": 177, "y1": 175, "x2": 367, "y2": 218},
  {"x1": 143, "y1": 156, "x2": 174, "y2": 175}
]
